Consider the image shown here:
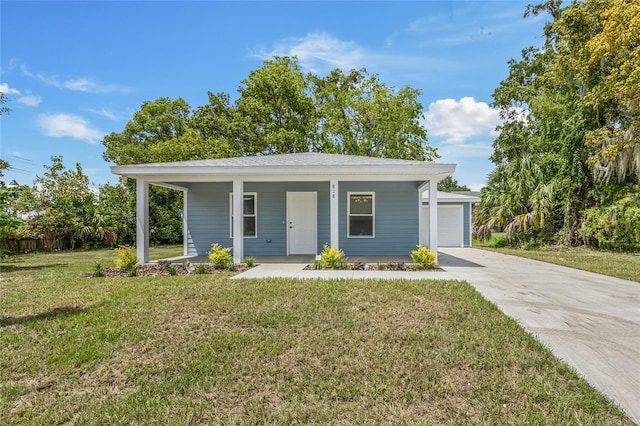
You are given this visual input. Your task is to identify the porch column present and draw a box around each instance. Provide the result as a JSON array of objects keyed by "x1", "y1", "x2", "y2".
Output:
[
  {"x1": 428, "y1": 178, "x2": 438, "y2": 261},
  {"x1": 232, "y1": 178, "x2": 244, "y2": 264},
  {"x1": 330, "y1": 179, "x2": 339, "y2": 249},
  {"x1": 136, "y1": 179, "x2": 149, "y2": 263},
  {"x1": 418, "y1": 182, "x2": 429, "y2": 246}
]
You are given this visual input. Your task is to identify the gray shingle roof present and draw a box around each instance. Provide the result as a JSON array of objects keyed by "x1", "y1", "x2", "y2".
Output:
[{"x1": 122, "y1": 152, "x2": 448, "y2": 168}]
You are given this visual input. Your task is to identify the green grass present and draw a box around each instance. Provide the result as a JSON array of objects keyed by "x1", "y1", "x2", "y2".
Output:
[
  {"x1": 0, "y1": 248, "x2": 632, "y2": 424},
  {"x1": 475, "y1": 236, "x2": 640, "y2": 283}
]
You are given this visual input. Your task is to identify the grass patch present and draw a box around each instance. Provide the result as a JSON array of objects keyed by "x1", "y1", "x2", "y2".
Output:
[
  {"x1": 475, "y1": 238, "x2": 640, "y2": 283},
  {"x1": 0, "y1": 248, "x2": 632, "y2": 424}
]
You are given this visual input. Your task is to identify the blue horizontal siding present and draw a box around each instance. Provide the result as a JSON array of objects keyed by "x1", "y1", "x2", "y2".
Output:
[
  {"x1": 339, "y1": 181, "x2": 419, "y2": 256},
  {"x1": 186, "y1": 181, "x2": 329, "y2": 257}
]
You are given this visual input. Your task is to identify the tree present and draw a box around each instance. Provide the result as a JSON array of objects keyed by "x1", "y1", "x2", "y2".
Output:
[
  {"x1": 437, "y1": 176, "x2": 470, "y2": 192},
  {"x1": 29, "y1": 156, "x2": 99, "y2": 248},
  {"x1": 0, "y1": 91, "x2": 10, "y2": 116},
  {"x1": 236, "y1": 56, "x2": 317, "y2": 155},
  {"x1": 311, "y1": 68, "x2": 437, "y2": 160}
]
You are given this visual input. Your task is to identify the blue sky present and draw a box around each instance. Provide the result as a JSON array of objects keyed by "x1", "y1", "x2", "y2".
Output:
[{"x1": 1, "y1": 1, "x2": 549, "y2": 191}]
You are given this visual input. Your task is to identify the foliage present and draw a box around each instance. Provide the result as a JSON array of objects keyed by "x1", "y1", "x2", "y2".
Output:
[
  {"x1": 244, "y1": 256, "x2": 256, "y2": 267},
  {"x1": 410, "y1": 245, "x2": 437, "y2": 269},
  {"x1": 114, "y1": 245, "x2": 138, "y2": 271},
  {"x1": 319, "y1": 243, "x2": 347, "y2": 269},
  {"x1": 92, "y1": 262, "x2": 105, "y2": 277},
  {"x1": 580, "y1": 190, "x2": 640, "y2": 250},
  {"x1": 437, "y1": 176, "x2": 470, "y2": 192},
  {"x1": 102, "y1": 56, "x2": 438, "y2": 166},
  {"x1": 480, "y1": 0, "x2": 640, "y2": 248},
  {"x1": 208, "y1": 243, "x2": 233, "y2": 269},
  {"x1": 195, "y1": 263, "x2": 207, "y2": 274},
  {"x1": 0, "y1": 90, "x2": 10, "y2": 115}
]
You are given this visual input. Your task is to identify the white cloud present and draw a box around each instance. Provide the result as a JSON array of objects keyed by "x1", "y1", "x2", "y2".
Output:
[
  {"x1": 253, "y1": 32, "x2": 365, "y2": 73},
  {"x1": 0, "y1": 82, "x2": 21, "y2": 96},
  {"x1": 37, "y1": 73, "x2": 129, "y2": 93},
  {"x1": 17, "y1": 94, "x2": 42, "y2": 107},
  {"x1": 423, "y1": 97, "x2": 502, "y2": 144},
  {"x1": 37, "y1": 113, "x2": 103, "y2": 144},
  {"x1": 88, "y1": 107, "x2": 118, "y2": 120}
]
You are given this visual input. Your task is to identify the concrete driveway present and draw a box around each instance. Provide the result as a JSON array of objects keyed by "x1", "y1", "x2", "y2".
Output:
[{"x1": 438, "y1": 248, "x2": 640, "y2": 424}]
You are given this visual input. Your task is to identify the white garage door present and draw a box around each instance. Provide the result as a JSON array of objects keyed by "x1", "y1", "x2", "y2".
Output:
[{"x1": 422, "y1": 205, "x2": 464, "y2": 248}]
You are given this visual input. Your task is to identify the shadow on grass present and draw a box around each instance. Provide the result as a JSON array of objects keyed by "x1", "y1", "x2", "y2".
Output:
[
  {"x1": 0, "y1": 304, "x2": 101, "y2": 327},
  {"x1": 0, "y1": 263, "x2": 69, "y2": 273}
]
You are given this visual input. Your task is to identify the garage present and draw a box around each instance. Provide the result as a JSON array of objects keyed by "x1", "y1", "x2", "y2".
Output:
[{"x1": 421, "y1": 191, "x2": 480, "y2": 248}]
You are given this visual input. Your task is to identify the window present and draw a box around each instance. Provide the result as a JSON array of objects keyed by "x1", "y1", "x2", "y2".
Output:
[
  {"x1": 230, "y1": 193, "x2": 257, "y2": 237},
  {"x1": 348, "y1": 192, "x2": 374, "y2": 237}
]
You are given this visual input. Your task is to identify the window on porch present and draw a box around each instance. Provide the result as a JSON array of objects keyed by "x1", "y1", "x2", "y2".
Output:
[{"x1": 230, "y1": 192, "x2": 257, "y2": 237}]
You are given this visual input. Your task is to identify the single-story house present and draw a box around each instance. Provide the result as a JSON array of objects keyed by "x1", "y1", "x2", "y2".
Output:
[
  {"x1": 421, "y1": 191, "x2": 481, "y2": 248},
  {"x1": 111, "y1": 153, "x2": 456, "y2": 263}
]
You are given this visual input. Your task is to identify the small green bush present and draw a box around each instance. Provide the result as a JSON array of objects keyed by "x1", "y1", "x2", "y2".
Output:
[
  {"x1": 312, "y1": 259, "x2": 323, "y2": 270},
  {"x1": 115, "y1": 246, "x2": 138, "y2": 271},
  {"x1": 195, "y1": 264, "x2": 207, "y2": 274},
  {"x1": 244, "y1": 256, "x2": 256, "y2": 267},
  {"x1": 377, "y1": 263, "x2": 386, "y2": 271},
  {"x1": 208, "y1": 243, "x2": 233, "y2": 269},
  {"x1": 320, "y1": 243, "x2": 346, "y2": 269},
  {"x1": 92, "y1": 262, "x2": 104, "y2": 277},
  {"x1": 166, "y1": 266, "x2": 177, "y2": 275},
  {"x1": 410, "y1": 245, "x2": 437, "y2": 269}
]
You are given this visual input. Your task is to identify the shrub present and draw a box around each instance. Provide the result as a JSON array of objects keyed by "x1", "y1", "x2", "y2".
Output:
[
  {"x1": 92, "y1": 262, "x2": 104, "y2": 277},
  {"x1": 195, "y1": 264, "x2": 207, "y2": 274},
  {"x1": 312, "y1": 260, "x2": 323, "y2": 270},
  {"x1": 377, "y1": 263, "x2": 386, "y2": 271},
  {"x1": 208, "y1": 243, "x2": 233, "y2": 269},
  {"x1": 320, "y1": 243, "x2": 346, "y2": 269},
  {"x1": 410, "y1": 245, "x2": 437, "y2": 269},
  {"x1": 166, "y1": 265, "x2": 177, "y2": 275},
  {"x1": 244, "y1": 256, "x2": 256, "y2": 267},
  {"x1": 114, "y1": 246, "x2": 138, "y2": 271}
]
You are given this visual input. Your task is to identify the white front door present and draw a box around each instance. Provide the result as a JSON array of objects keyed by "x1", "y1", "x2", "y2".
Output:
[{"x1": 287, "y1": 192, "x2": 317, "y2": 254}]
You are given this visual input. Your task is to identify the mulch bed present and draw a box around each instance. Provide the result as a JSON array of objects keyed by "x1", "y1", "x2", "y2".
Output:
[{"x1": 82, "y1": 263, "x2": 252, "y2": 278}]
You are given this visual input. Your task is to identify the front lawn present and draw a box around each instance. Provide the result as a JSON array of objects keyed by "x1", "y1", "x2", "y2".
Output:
[
  {"x1": 475, "y1": 239, "x2": 640, "y2": 283},
  {"x1": 0, "y1": 248, "x2": 631, "y2": 424}
]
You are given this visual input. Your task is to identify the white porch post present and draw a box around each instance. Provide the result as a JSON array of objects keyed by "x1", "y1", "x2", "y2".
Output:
[
  {"x1": 428, "y1": 178, "x2": 438, "y2": 261},
  {"x1": 182, "y1": 190, "x2": 188, "y2": 256},
  {"x1": 418, "y1": 182, "x2": 429, "y2": 246},
  {"x1": 232, "y1": 178, "x2": 244, "y2": 264},
  {"x1": 330, "y1": 179, "x2": 339, "y2": 249},
  {"x1": 135, "y1": 179, "x2": 149, "y2": 263}
]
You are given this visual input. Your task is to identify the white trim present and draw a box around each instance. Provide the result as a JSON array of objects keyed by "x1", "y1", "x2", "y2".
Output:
[
  {"x1": 428, "y1": 179, "x2": 438, "y2": 259},
  {"x1": 182, "y1": 191, "x2": 188, "y2": 256},
  {"x1": 232, "y1": 179, "x2": 244, "y2": 264},
  {"x1": 135, "y1": 179, "x2": 149, "y2": 263},
  {"x1": 330, "y1": 179, "x2": 339, "y2": 249},
  {"x1": 417, "y1": 181, "x2": 429, "y2": 246},
  {"x1": 347, "y1": 192, "x2": 375, "y2": 238},
  {"x1": 229, "y1": 192, "x2": 258, "y2": 239}
]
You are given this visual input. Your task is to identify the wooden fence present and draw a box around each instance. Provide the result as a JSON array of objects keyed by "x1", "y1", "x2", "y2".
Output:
[{"x1": 0, "y1": 238, "x2": 71, "y2": 254}]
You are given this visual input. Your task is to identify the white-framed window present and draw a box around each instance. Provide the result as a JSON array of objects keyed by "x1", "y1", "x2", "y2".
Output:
[
  {"x1": 230, "y1": 192, "x2": 257, "y2": 238},
  {"x1": 347, "y1": 192, "x2": 375, "y2": 238}
]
